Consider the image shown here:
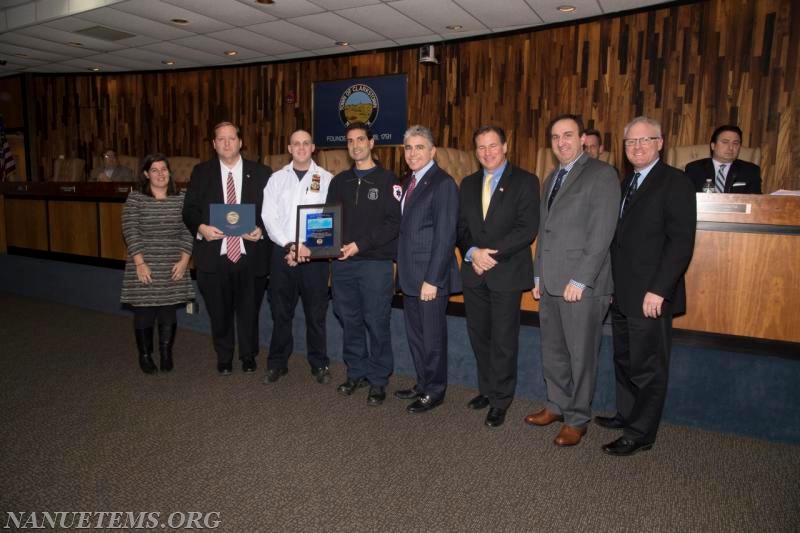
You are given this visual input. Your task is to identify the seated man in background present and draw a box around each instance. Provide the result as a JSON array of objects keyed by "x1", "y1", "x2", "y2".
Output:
[
  {"x1": 582, "y1": 128, "x2": 605, "y2": 159},
  {"x1": 90, "y1": 150, "x2": 135, "y2": 182},
  {"x1": 685, "y1": 125, "x2": 761, "y2": 193}
]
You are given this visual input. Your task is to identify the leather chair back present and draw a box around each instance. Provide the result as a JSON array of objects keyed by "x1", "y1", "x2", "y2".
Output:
[
  {"x1": 52, "y1": 158, "x2": 86, "y2": 182},
  {"x1": 665, "y1": 144, "x2": 762, "y2": 171},
  {"x1": 263, "y1": 153, "x2": 291, "y2": 172},
  {"x1": 168, "y1": 156, "x2": 201, "y2": 183},
  {"x1": 433, "y1": 147, "x2": 478, "y2": 187},
  {"x1": 317, "y1": 149, "x2": 352, "y2": 176},
  {"x1": 117, "y1": 155, "x2": 140, "y2": 177}
]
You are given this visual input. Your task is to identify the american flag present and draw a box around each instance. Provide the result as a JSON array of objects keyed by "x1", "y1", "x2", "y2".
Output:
[{"x1": 0, "y1": 118, "x2": 17, "y2": 181}]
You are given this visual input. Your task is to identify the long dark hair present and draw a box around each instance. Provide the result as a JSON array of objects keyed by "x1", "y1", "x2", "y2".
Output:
[{"x1": 138, "y1": 153, "x2": 177, "y2": 197}]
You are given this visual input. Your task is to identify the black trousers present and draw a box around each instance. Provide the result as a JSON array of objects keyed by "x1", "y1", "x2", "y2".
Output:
[
  {"x1": 197, "y1": 253, "x2": 267, "y2": 364},
  {"x1": 267, "y1": 246, "x2": 330, "y2": 370},
  {"x1": 463, "y1": 285, "x2": 523, "y2": 410},
  {"x1": 610, "y1": 300, "x2": 673, "y2": 444}
]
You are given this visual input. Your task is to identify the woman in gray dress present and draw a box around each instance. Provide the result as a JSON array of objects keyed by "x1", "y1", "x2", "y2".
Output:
[{"x1": 121, "y1": 154, "x2": 195, "y2": 374}]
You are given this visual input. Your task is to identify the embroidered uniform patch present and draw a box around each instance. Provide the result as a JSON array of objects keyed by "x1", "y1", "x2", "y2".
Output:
[
  {"x1": 392, "y1": 184, "x2": 402, "y2": 201},
  {"x1": 368, "y1": 188, "x2": 379, "y2": 200}
]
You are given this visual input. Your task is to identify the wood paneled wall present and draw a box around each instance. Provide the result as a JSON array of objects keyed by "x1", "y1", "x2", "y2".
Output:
[{"x1": 24, "y1": 0, "x2": 800, "y2": 191}]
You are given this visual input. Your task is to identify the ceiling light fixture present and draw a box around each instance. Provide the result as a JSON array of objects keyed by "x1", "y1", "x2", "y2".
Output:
[
  {"x1": 89, "y1": 67, "x2": 101, "y2": 72},
  {"x1": 171, "y1": 18, "x2": 189, "y2": 25},
  {"x1": 14, "y1": 53, "x2": 28, "y2": 58},
  {"x1": 557, "y1": 5, "x2": 576, "y2": 13},
  {"x1": 335, "y1": 41, "x2": 349, "y2": 47},
  {"x1": 224, "y1": 50, "x2": 238, "y2": 56},
  {"x1": 446, "y1": 25, "x2": 463, "y2": 31},
  {"x1": 68, "y1": 41, "x2": 83, "y2": 47},
  {"x1": 255, "y1": 0, "x2": 275, "y2": 4},
  {"x1": 162, "y1": 59, "x2": 176, "y2": 66}
]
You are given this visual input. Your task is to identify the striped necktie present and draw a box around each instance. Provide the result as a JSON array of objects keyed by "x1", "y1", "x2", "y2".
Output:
[
  {"x1": 548, "y1": 168, "x2": 568, "y2": 209},
  {"x1": 715, "y1": 164, "x2": 727, "y2": 193},
  {"x1": 225, "y1": 171, "x2": 241, "y2": 263},
  {"x1": 620, "y1": 172, "x2": 641, "y2": 218}
]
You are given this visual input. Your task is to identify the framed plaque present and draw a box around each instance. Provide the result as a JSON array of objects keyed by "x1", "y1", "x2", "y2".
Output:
[
  {"x1": 210, "y1": 203, "x2": 256, "y2": 236},
  {"x1": 295, "y1": 203, "x2": 342, "y2": 259}
]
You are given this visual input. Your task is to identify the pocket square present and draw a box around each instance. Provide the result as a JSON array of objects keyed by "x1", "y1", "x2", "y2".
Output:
[{"x1": 732, "y1": 182, "x2": 746, "y2": 187}]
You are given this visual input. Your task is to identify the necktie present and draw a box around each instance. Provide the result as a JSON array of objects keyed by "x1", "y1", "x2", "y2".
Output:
[
  {"x1": 225, "y1": 171, "x2": 241, "y2": 263},
  {"x1": 481, "y1": 173, "x2": 493, "y2": 219},
  {"x1": 547, "y1": 168, "x2": 568, "y2": 209},
  {"x1": 620, "y1": 172, "x2": 641, "y2": 218},
  {"x1": 716, "y1": 164, "x2": 727, "y2": 193},
  {"x1": 405, "y1": 174, "x2": 417, "y2": 202}
]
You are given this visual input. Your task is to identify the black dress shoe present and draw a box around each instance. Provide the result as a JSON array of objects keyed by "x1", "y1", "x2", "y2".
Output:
[
  {"x1": 467, "y1": 394, "x2": 490, "y2": 410},
  {"x1": 594, "y1": 415, "x2": 625, "y2": 429},
  {"x1": 337, "y1": 377, "x2": 369, "y2": 396},
  {"x1": 601, "y1": 437, "x2": 653, "y2": 456},
  {"x1": 485, "y1": 407, "x2": 507, "y2": 427},
  {"x1": 311, "y1": 366, "x2": 331, "y2": 384},
  {"x1": 263, "y1": 367, "x2": 288, "y2": 383},
  {"x1": 242, "y1": 358, "x2": 257, "y2": 374},
  {"x1": 407, "y1": 395, "x2": 443, "y2": 414},
  {"x1": 217, "y1": 363, "x2": 232, "y2": 376},
  {"x1": 367, "y1": 385, "x2": 386, "y2": 406},
  {"x1": 394, "y1": 388, "x2": 421, "y2": 400}
]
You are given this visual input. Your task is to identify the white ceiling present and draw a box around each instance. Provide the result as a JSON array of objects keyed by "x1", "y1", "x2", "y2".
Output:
[{"x1": 0, "y1": 0, "x2": 671, "y2": 77}]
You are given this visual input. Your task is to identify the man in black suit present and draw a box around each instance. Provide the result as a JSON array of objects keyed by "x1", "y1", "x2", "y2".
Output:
[
  {"x1": 597, "y1": 116, "x2": 696, "y2": 456},
  {"x1": 685, "y1": 125, "x2": 761, "y2": 193},
  {"x1": 457, "y1": 125, "x2": 540, "y2": 428},
  {"x1": 182, "y1": 121, "x2": 272, "y2": 375},
  {"x1": 395, "y1": 125, "x2": 461, "y2": 414}
]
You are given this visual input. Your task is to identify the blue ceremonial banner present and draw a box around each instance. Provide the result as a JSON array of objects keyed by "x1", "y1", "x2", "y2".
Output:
[{"x1": 313, "y1": 74, "x2": 407, "y2": 147}]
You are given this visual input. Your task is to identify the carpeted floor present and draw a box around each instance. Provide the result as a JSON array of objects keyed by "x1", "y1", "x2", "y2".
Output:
[{"x1": 1, "y1": 293, "x2": 798, "y2": 532}]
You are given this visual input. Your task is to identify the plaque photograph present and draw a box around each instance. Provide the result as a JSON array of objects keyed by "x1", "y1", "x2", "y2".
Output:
[{"x1": 295, "y1": 203, "x2": 342, "y2": 259}]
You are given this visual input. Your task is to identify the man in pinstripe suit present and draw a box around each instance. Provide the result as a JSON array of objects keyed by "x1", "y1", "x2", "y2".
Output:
[{"x1": 395, "y1": 125, "x2": 461, "y2": 413}]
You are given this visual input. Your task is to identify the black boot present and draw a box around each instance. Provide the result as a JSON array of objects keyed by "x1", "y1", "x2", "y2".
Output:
[
  {"x1": 135, "y1": 327, "x2": 157, "y2": 375},
  {"x1": 158, "y1": 323, "x2": 177, "y2": 372}
]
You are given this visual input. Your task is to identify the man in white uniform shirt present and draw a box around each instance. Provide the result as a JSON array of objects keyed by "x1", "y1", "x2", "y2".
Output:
[{"x1": 261, "y1": 130, "x2": 334, "y2": 384}]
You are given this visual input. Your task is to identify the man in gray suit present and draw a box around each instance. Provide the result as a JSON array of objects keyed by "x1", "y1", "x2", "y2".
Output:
[{"x1": 525, "y1": 114, "x2": 620, "y2": 446}]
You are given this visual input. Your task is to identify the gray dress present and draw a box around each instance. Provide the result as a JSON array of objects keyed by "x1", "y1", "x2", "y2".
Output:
[{"x1": 120, "y1": 191, "x2": 195, "y2": 306}]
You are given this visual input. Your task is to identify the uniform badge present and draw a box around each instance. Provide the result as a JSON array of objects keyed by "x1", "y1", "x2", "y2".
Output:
[
  {"x1": 368, "y1": 188, "x2": 379, "y2": 200},
  {"x1": 392, "y1": 184, "x2": 402, "y2": 201},
  {"x1": 310, "y1": 174, "x2": 321, "y2": 192}
]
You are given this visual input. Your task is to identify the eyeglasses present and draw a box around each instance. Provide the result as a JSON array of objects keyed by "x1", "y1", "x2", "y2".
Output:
[{"x1": 623, "y1": 137, "x2": 660, "y2": 147}]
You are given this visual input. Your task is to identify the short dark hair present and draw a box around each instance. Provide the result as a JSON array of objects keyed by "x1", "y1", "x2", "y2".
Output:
[
  {"x1": 139, "y1": 153, "x2": 177, "y2": 197},
  {"x1": 710, "y1": 125, "x2": 743, "y2": 144},
  {"x1": 345, "y1": 121, "x2": 373, "y2": 140},
  {"x1": 472, "y1": 125, "x2": 506, "y2": 145},
  {"x1": 583, "y1": 128, "x2": 602, "y2": 141},
  {"x1": 546, "y1": 114, "x2": 585, "y2": 139}
]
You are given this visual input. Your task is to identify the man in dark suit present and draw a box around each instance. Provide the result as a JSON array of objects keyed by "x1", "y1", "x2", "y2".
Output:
[
  {"x1": 525, "y1": 115, "x2": 620, "y2": 447},
  {"x1": 685, "y1": 125, "x2": 761, "y2": 193},
  {"x1": 457, "y1": 125, "x2": 540, "y2": 428},
  {"x1": 597, "y1": 116, "x2": 696, "y2": 456},
  {"x1": 182, "y1": 121, "x2": 272, "y2": 375},
  {"x1": 395, "y1": 125, "x2": 461, "y2": 414}
]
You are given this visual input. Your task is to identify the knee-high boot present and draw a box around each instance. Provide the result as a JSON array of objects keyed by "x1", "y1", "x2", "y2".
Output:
[
  {"x1": 158, "y1": 323, "x2": 177, "y2": 372},
  {"x1": 135, "y1": 327, "x2": 157, "y2": 374}
]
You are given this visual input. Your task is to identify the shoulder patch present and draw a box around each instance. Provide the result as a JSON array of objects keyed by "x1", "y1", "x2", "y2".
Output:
[{"x1": 392, "y1": 184, "x2": 402, "y2": 201}]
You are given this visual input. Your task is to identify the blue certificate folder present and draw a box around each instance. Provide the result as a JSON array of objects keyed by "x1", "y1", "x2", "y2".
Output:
[{"x1": 210, "y1": 203, "x2": 256, "y2": 236}]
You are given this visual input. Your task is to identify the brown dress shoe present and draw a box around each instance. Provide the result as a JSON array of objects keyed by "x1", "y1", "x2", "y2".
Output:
[
  {"x1": 524, "y1": 408, "x2": 564, "y2": 426},
  {"x1": 554, "y1": 424, "x2": 587, "y2": 447}
]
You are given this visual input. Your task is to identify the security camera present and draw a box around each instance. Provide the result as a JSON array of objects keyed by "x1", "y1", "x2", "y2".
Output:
[{"x1": 419, "y1": 45, "x2": 438, "y2": 64}]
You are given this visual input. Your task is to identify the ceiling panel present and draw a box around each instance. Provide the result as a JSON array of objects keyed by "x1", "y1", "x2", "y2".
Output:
[
  {"x1": 337, "y1": 3, "x2": 432, "y2": 40},
  {"x1": 0, "y1": 0, "x2": 673, "y2": 76},
  {"x1": 163, "y1": 0, "x2": 276, "y2": 26},
  {"x1": 288, "y1": 12, "x2": 384, "y2": 43}
]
